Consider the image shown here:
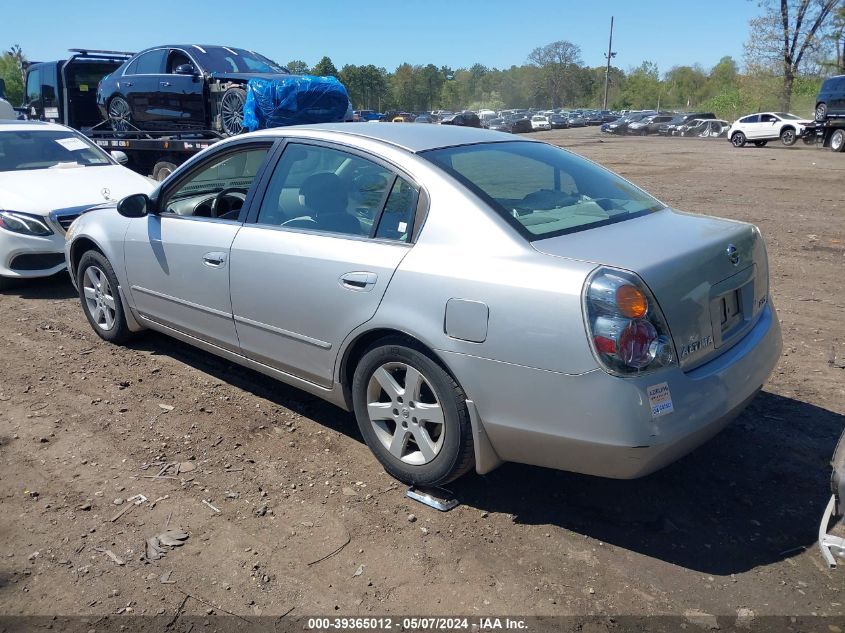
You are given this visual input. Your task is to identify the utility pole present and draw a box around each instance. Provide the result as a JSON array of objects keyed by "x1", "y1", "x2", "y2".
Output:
[{"x1": 603, "y1": 16, "x2": 616, "y2": 111}]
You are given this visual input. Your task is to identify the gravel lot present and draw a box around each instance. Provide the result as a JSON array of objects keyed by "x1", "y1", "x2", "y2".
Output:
[{"x1": 1, "y1": 127, "x2": 844, "y2": 626}]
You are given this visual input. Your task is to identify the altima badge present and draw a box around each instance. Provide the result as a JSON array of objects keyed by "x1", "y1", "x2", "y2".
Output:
[{"x1": 726, "y1": 244, "x2": 740, "y2": 266}]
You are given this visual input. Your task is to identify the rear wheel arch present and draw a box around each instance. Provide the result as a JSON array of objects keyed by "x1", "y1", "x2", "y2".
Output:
[{"x1": 339, "y1": 328, "x2": 458, "y2": 409}]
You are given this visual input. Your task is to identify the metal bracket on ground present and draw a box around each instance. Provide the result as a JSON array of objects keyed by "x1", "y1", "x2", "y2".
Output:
[{"x1": 406, "y1": 486, "x2": 459, "y2": 512}]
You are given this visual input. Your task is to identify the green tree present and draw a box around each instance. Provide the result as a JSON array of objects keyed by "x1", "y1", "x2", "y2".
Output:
[
  {"x1": 527, "y1": 40, "x2": 583, "y2": 107},
  {"x1": 0, "y1": 54, "x2": 24, "y2": 104},
  {"x1": 744, "y1": 0, "x2": 840, "y2": 110},
  {"x1": 663, "y1": 65, "x2": 708, "y2": 108},
  {"x1": 311, "y1": 56, "x2": 338, "y2": 77},
  {"x1": 286, "y1": 59, "x2": 310, "y2": 74},
  {"x1": 621, "y1": 61, "x2": 661, "y2": 109}
]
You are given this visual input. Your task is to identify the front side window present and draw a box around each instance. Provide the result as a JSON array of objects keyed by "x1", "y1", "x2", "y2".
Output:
[
  {"x1": 256, "y1": 144, "x2": 400, "y2": 238},
  {"x1": 422, "y1": 141, "x2": 663, "y2": 240},
  {"x1": 161, "y1": 146, "x2": 271, "y2": 218},
  {"x1": 25, "y1": 68, "x2": 41, "y2": 105}
]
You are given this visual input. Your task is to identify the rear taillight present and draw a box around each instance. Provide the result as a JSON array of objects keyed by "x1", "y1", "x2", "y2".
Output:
[{"x1": 583, "y1": 267, "x2": 676, "y2": 376}]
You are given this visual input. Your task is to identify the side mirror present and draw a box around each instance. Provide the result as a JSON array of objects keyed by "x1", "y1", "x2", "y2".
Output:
[
  {"x1": 110, "y1": 150, "x2": 129, "y2": 165},
  {"x1": 117, "y1": 193, "x2": 150, "y2": 218},
  {"x1": 174, "y1": 63, "x2": 196, "y2": 76}
]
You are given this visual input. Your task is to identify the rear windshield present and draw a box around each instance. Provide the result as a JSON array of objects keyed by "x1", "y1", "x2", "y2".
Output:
[
  {"x1": 422, "y1": 141, "x2": 664, "y2": 240},
  {"x1": 0, "y1": 130, "x2": 112, "y2": 171}
]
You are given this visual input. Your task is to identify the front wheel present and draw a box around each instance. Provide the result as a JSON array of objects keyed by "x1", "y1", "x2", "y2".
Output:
[
  {"x1": 77, "y1": 251, "x2": 133, "y2": 344},
  {"x1": 731, "y1": 132, "x2": 747, "y2": 147},
  {"x1": 352, "y1": 339, "x2": 474, "y2": 486},
  {"x1": 780, "y1": 127, "x2": 797, "y2": 146},
  {"x1": 220, "y1": 87, "x2": 246, "y2": 136},
  {"x1": 831, "y1": 129, "x2": 845, "y2": 153}
]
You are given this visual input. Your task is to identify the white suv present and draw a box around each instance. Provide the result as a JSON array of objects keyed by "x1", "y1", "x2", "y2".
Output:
[{"x1": 727, "y1": 112, "x2": 811, "y2": 147}]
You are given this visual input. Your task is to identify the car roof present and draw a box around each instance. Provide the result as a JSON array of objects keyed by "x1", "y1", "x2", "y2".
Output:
[
  {"x1": 245, "y1": 122, "x2": 532, "y2": 153},
  {"x1": 0, "y1": 120, "x2": 72, "y2": 132}
]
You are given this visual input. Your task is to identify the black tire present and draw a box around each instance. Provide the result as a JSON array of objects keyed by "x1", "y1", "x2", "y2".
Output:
[
  {"x1": 780, "y1": 127, "x2": 797, "y2": 146},
  {"x1": 816, "y1": 102, "x2": 828, "y2": 122},
  {"x1": 352, "y1": 338, "x2": 474, "y2": 486},
  {"x1": 753, "y1": 140, "x2": 768, "y2": 147},
  {"x1": 107, "y1": 96, "x2": 133, "y2": 133},
  {"x1": 220, "y1": 87, "x2": 247, "y2": 136},
  {"x1": 76, "y1": 251, "x2": 133, "y2": 345},
  {"x1": 152, "y1": 160, "x2": 178, "y2": 182},
  {"x1": 731, "y1": 131, "x2": 747, "y2": 147},
  {"x1": 831, "y1": 129, "x2": 845, "y2": 153}
]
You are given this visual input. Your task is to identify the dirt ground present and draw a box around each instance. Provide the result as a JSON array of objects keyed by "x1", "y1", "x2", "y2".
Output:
[{"x1": 1, "y1": 127, "x2": 844, "y2": 627}]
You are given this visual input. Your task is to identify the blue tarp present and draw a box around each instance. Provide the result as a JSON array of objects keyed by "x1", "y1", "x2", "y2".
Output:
[{"x1": 242, "y1": 75, "x2": 350, "y2": 131}]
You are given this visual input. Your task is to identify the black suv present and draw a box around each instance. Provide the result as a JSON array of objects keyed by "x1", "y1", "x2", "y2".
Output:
[{"x1": 815, "y1": 75, "x2": 845, "y2": 121}]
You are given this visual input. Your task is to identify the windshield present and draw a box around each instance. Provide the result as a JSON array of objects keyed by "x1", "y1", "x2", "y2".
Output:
[
  {"x1": 422, "y1": 141, "x2": 664, "y2": 240},
  {"x1": 197, "y1": 47, "x2": 288, "y2": 74},
  {"x1": 774, "y1": 112, "x2": 802, "y2": 120},
  {"x1": 0, "y1": 130, "x2": 112, "y2": 172}
]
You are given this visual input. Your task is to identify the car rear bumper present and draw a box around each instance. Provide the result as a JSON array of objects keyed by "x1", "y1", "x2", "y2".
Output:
[
  {"x1": 441, "y1": 303, "x2": 782, "y2": 479},
  {"x1": 0, "y1": 229, "x2": 67, "y2": 279}
]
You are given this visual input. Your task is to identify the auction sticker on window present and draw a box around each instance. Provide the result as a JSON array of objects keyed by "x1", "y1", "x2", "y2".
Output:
[
  {"x1": 647, "y1": 382, "x2": 674, "y2": 418},
  {"x1": 55, "y1": 137, "x2": 89, "y2": 151}
]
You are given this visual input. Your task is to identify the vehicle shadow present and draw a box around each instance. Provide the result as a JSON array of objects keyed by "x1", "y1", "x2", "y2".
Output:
[
  {"x1": 127, "y1": 332, "x2": 843, "y2": 576},
  {"x1": 454, "y1": 391, "x2": 844, "y2": 575},
  {"x1": 0, "y1": 274, "x2": 76, "y2": 300}
]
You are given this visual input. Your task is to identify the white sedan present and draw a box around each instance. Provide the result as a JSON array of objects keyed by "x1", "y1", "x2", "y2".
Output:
[
  {"x1": 727, "y1": 112, "x2": 811, "y2": 147},
  {"x1": 0, "y1": 121, "x2": 154, "y2": 288},
  {"x1": 531, "y1": 115, "x2": 551, "y2": 131}
]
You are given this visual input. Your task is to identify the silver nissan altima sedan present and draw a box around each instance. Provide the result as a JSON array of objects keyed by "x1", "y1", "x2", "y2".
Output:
[{"x1": 64, "y1": 123, "x2": 782, "y2": 486}]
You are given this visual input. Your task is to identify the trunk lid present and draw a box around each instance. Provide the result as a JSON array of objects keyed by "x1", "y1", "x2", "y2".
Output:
[{"x1": 532, "y1": 208, "x2": 770, "y2": 370}]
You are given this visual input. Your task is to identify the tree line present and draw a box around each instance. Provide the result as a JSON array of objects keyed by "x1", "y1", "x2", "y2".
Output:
[{"x1": 2, "y1": 1, "x2": 843, "y2": 121}]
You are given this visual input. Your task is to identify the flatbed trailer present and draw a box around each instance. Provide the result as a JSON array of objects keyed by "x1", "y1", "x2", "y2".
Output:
[
  {"x1": 84, "y1": 123, "x2": 223, "y2": 180},
  {"x1": 23, "y1": 49, "x2": 225, "y2": 179}
]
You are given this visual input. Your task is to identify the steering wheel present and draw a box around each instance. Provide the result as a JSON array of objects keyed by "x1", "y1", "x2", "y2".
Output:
[{"x1": 211, "y1": 187, "x2": 248, "y2": 218}]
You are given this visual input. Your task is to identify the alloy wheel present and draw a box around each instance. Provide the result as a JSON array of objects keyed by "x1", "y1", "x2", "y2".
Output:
[
  {"x1": 108, "y1": 98, "x2": 131, "y2": 132},
  {"x1": 365, "y1": 362, "x2": 445, "y2": 465},
  {"x1": 781, "y1": 129, "x2": 796, "y2": 146},
  {"x1": 82, "y1": 266, "x2": 116, "y2": 331},
  {"x1": 221, "y1": 90, "x2": 245, "y2": 135}
]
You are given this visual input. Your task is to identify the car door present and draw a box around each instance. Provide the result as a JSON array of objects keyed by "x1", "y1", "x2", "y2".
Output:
[
  {"x1": 128, "y1": 49, "x2": 167, "y2": 127},
  {"x1": 162, "y1": 49, "x2": 206, "y2": 129},
  {"x1": 740, "y1": 114, "x2": 763, "y2": 139},
  {"x1": 229, "y1": 141, "x2": 421, "y2": 387},
  {"x1": 124, "y1": 140, "x2": 276, "y2": 351}
]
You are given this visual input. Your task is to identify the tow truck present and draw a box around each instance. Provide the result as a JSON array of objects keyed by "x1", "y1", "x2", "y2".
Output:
[
  {"x1": 23, "y1": 49, "x2": 223, "y2": 180},
  {"x1": 800, "y1": 113, "x2": 845, "y2": 152}
]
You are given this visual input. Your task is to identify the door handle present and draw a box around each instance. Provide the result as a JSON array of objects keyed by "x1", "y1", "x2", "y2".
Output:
[
  {"x1": 160, "y1": 81, "x2": 172, "y2": 87},
  {"x1": 123, "y1": 81, "x2": 134, "y2": 87},
  {"x1": 203, "y1": 252, "x2": 227, "y2": 268},
  {"x1": 339, "y1": 271, "x2": 377, "y2": 291}
]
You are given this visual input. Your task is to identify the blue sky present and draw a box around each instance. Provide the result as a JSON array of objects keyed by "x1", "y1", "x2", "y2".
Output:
[{"x1": 6, "y1": 1, "x2": 760, "y2": 74}]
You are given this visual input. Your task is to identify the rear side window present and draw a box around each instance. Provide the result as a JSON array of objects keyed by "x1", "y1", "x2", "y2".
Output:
[
  {"x1": 123, "y1": 59, "x2": 138, "y2": 76},
  {"x1": 374, "y1": 177, "x2": 418, "y2": 241},
  {"x1": 135, "y1": 50, "x2": 166, "y2": 74},
  {"x1": 740, "y1": 115, "x2": 760, "y2": 124}
]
